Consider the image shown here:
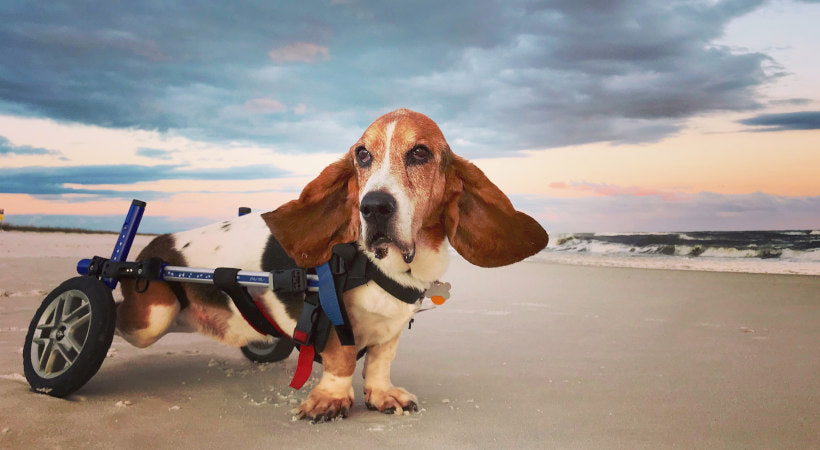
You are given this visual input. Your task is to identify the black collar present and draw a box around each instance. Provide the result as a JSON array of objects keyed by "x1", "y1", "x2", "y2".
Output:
[
  {"x1": 331, "y1": 243, "x2": 425, "y2": 304},
  {"x1": 365, "y1": 260, "x2": 425, "y2": 304}
]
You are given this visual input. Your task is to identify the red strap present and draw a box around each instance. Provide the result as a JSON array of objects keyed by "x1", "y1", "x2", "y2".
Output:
[
  {"x1": 253, "y1": 300, "x2": 288, "y2": 336},
  {"x1": 239, "y1": 299, "x2": 312, "y2": 390},
  {"x1": 237, "y1": 310, "x2": 267, "y2": 336},
  {"x1": 290, "y1": 344, "x2": 315, "y2": 389}
]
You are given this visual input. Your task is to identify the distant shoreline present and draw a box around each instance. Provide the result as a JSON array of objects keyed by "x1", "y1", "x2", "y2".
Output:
[{"x1": 0, "y1": 224, "x2": 156, "y2": 236}]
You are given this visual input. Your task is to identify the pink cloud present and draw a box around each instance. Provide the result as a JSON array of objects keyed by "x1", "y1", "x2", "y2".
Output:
[
  {"x1": 268, "y1": 42, "x2": 329, "y2": 63},
  {"x1": 243, "y1": 98, "x2": 287, "y2": 114},
  {"x1": 550, "y1": 181, "x2": 687, "y2": 201},
  {"x1": 293, "y1": 103, "x2": 308, "y2": 115}
]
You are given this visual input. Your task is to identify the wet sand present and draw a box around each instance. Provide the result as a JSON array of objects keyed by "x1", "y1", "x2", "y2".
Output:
[{"x1": 1, "y1": 231, "x2": 818, "y2": 448}]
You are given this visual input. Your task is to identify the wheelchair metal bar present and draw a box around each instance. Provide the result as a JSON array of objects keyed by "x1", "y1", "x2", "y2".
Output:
[
  {"x1": 103, "y1": 199, "x2": 146, "y2": 289},
  {"x1": 161, "y1": 266, "x2": 319, "y2": 292}
]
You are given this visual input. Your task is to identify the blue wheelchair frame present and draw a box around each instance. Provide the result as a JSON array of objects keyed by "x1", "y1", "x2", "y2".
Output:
[
  {"x1": 23, "y1": 199, "x2": 300, "y2": 398},
  {"x1": 77, "y1": 200, "x2": 314, "y2": 293}
]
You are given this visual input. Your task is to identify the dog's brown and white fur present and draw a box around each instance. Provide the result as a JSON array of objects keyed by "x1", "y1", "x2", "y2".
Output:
[{"x1": 117, "y1": 109, "x2": 548, "y2": 421}]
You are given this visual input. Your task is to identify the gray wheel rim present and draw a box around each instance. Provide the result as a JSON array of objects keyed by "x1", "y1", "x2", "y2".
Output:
[
  {"x1": 30, "y1": 289, "x2": 92, "y2": 378},
  {"x1": 245, "y1": 341, "x2": 276, "y2": 355}
]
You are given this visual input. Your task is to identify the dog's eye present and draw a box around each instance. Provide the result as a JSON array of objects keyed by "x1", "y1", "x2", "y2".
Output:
[
  {"x1": 356, "y1": 146, "x2": 372, "y2": 167},
  {"x1": 406, "y1": 145, "x2": 431, "y2": 166}
]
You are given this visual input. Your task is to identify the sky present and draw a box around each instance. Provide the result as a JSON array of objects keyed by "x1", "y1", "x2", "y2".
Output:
[{"x1": 1, "y1": 0, "x2": 819, "y2": 234}]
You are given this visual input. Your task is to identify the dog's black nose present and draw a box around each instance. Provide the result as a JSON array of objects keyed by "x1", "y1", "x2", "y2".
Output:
[{"x1": 360, "y1": 191, "x2": 396, "y2": 224}]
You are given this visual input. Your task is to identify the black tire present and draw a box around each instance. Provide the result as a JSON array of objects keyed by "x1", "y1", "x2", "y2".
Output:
[
  {"x1": 240, "y1": 338, "x2": 295, "y2": 363},
  {"x1": 23, "y1": 276, "x2": 116, "y2": 398}
]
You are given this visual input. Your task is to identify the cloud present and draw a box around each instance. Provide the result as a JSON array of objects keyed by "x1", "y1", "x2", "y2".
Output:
[
  {"x1": 243, "y1": 98, "x2": 288, "y2": 114},
  {"x1": 135, "y1": 148, "x2": 174, "y2": 160},
  {"x1": 532, "y1": 191, "x2": 820, "y2": 232},
  {"x1": 0, "y1": 0, "x2": 789, "y2": 155},
  {"x1": 549, "y1": 181, "x2": 686, "y2": 201},
  {"x1": 738, "y1": 110, "x2": 820, "y2": 131},
  {"x1": 0, "y1": 136, "x2": 61, "y2": 157},
  {"x1": 268, "y1": 42, "x2": 330, "y2": 63},
  {"x1": 397, "y1": 1, "x2": 775, "y2": 152},
  {"x1": 0, "y1": 164, "x2": 290, "y2": 198}
]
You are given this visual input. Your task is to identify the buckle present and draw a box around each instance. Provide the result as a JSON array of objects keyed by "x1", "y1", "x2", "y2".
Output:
[
  {"x1": 330, "y1": 243, "x2": 357, "y2": 275},
  {"x1": 84, "y1": 256, "x2": 109, "y2": 277},
  {"x1": 270, "y1": 268, "x2": 307, "y2": 293},
  {"x1": 97, "y1": 257, "x2": 164, "y2": 280},
  {"x1": 292, "y1": 294, "x2": 320, "y2": 345},
  {"x1": 329, "y1": 254, "x2": 346, "y2": 275}
]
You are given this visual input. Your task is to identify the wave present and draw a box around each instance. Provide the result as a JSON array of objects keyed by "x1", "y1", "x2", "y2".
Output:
[
  {"x1": 549, "y1": 230, "x2": 819, "y2": 259},
  {"x1": 538, "y1": 230, "x2": 820, "y2": 275}
]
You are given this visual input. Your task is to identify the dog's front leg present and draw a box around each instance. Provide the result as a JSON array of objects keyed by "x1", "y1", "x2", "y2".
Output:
[
  {"x1": 363, "y1": 333, "x2": 418, "y2": 414},
  {"x1": 293, "y1": 331, "x2": 357, "y2": 423}
]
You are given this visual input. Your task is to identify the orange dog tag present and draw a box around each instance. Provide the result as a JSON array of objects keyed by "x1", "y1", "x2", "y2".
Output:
[{"x1": 424, "y1": 281, "x2": 451, "y2": 306}]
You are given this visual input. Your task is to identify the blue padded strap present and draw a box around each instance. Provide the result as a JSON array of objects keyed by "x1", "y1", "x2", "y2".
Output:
[{"x1": 315, "y1": 262, "x2": 344, "y2": 326}]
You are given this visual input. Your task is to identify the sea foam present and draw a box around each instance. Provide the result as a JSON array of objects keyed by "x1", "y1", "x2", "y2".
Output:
[{"x1": 533, "y1": 230, "x2": 820, "y2": 275}]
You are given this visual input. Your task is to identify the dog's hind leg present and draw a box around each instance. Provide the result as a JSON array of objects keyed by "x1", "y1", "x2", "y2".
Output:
[
  {"x1": 116, "y1": 279, "x2": 180, "y2": 348},
  {"x1": 115, "y1": 233, "x2": 188, "y2": 348}
]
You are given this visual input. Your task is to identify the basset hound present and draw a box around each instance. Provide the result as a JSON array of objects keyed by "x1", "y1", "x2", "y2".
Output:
[{"x1": 117, "y1": 108, "x2": 548, "y2": 422}]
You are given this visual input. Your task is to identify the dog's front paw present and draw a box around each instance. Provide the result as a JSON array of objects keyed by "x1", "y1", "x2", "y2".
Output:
[
  {"x1": 292, "y1": 386, "x2": 354, "y2": 423},
  {"x1": 364, "y1": 386, "x2": 419, "y2": 415}
]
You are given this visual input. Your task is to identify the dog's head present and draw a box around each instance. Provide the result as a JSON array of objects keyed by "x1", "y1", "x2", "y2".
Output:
[
  {"x1": 351, "y1": 109, "x2": 451, "y2": 265},
  {"x1": 263, "y1": 109, "x2": 548, "y2": 269}
]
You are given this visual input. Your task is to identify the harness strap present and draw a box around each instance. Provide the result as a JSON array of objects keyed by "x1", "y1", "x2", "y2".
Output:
[
  {"x1": 293, "y1": 292, "x2": 320, "y2": 346},
  {"x1": 331, "y1": 243, "x2": 424, "y2": 304},
  {"x1": 365, "y1": 263, "x2": 425, "y2": 304},
  {"x1": 331, "y1": 245, "x2": 364, "y2": 346},
  {"x1": 290, "y1": 344, "x2": 315, "y2": 389},
  {"x1": 316, "y1": 262, "x2": 344, "y2": 326},
  {"x1": 290, "y1": 291, "x2": 326, "y2": 390},
  {"x1": 167, "y1": 281, "x2": 190, "y2": 310},
  {"x1": 213, "y1": 267, "x2": 284, "y2": 338}
]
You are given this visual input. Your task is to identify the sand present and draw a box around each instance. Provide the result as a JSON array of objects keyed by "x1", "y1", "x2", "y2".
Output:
[{"x1": 1, "y1": 231, "x2": 818, "y2": 448}]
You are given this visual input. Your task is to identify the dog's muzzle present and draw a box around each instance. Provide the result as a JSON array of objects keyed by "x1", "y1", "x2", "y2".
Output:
[{"x1": 360, "y1": 191, "x2": 415, "y2": 263}]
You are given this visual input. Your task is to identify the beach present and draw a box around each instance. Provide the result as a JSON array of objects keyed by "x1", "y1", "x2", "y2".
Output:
[{"x1": 1, "y1": 231, "x2": 818, "y2": 448}]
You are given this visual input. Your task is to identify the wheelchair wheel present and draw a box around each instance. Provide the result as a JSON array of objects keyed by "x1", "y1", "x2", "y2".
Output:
[
  {"x1": 240, "y1": 338, "x2": 295, "y2": 363},
  {"x1": 23, "y1": 276, "x2": 116, "y2": 398}
]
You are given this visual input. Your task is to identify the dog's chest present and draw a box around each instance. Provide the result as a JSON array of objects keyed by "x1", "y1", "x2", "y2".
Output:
[{"x1": 344, "y1": 281, "x2": 420, "y2": 350}]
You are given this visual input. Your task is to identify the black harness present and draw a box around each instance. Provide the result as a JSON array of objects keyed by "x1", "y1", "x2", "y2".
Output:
[
  {"x1": 219, "y1": 240, "x2": 427, "y2": 389},
  {"x1": 213, "y1": 241, "x2": 424, "y2": 355},
  {"x1": 295, "y1": 242, "x2": 425, "y2": 348}
]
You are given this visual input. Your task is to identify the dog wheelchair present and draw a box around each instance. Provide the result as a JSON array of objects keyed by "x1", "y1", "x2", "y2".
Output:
[{"x1": 22, "y1": 200, "x2": 299, "y2": 398}]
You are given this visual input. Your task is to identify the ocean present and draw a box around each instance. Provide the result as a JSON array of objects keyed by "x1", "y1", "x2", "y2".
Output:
[
  {"x1": 4, "y1": 216, "x2": 819, "y2": 275},
  {"x1": 534, "y1": 230, "x2": 820, "y2": 275}
]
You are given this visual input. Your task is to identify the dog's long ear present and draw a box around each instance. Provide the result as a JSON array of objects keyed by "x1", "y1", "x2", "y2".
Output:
[
  {"x1": 262, "y1": 157, "x2": 360, "y2": 268},
  {"x1": 443, "y1": 155, "x2": 548, "y2": 268}
]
